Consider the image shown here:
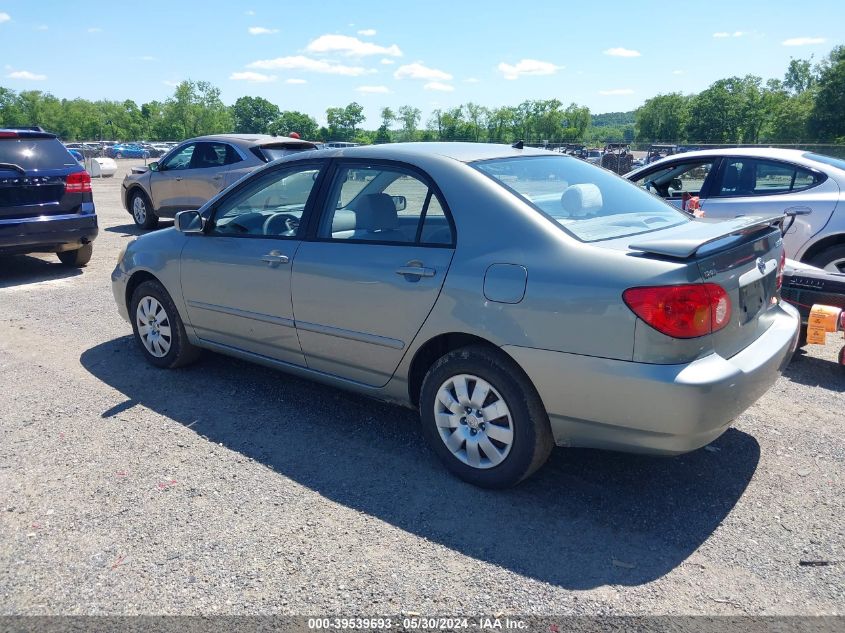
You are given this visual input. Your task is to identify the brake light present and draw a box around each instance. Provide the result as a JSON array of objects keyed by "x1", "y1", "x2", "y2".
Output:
[
  {"x1": 0, "y1": 131, "x2": 20, "y2": 138},
  {"x1": 65, "y1": 171, "x2": 91, "y2": 193},
  {"x1": 623, "y1": 283, "x2": 732, "y2": 339},
  {"x1": 776, "y1": 249, "x2": 786, "y2": 291}
]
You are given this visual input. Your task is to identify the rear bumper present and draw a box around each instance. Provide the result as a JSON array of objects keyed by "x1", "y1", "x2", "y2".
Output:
[
  {"x1": 0, "y1": 210, "x2": 98, "y2": 255},
  {"x1": 503, "y1": 301, "x2": 800, "y2": 455}
]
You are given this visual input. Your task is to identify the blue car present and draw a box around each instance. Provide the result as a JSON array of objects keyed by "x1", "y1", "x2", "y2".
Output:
[
  {"x1": 0, "y1": 128, "x2": 98, "y2": 266},
  {"x1": 106, "y1": 143, "x2": 150, "y2": 159}
]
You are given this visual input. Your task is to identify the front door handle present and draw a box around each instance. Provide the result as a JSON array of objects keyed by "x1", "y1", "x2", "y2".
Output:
[
  {"x1": 396, "y1": 265, "x2": 435, "y2": 278},
  {"x1": 175, "y1": 177, "x2": 183, "y2": 182},
  {"x1": 212, "y1": 174, "x2": 223, "y2": 180},
  {"x1": 261, "y1": 251, "x2": 290, "y2": 267}
]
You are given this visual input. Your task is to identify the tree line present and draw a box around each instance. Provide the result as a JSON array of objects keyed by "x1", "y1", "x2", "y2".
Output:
[
  {"x1": 0, "y1": 45, "x2": 842, "y2": 145},
  {"x1": 635, "y1": 46, "x2": 845, "y2": 144}
]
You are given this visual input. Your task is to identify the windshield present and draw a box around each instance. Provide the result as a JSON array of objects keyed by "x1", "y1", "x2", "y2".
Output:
[
  {"x1": 474, "y1": 155, "x2": 690, "y2": 242},
  {"x1": 0, "y1": 137, "x2": 78, "y2": 170}
]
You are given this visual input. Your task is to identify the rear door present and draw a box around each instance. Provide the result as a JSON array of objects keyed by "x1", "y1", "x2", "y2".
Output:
[
  {"x1": 699, "y1": 157, "x2": 838, "y2": 255},
  {"x1": 291, "y1": 160, "x2": 456, "y2": 387}
]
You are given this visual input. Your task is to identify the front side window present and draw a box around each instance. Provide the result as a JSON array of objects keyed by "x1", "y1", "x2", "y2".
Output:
[
  {"x1": 161, "y1": 143, "x2": 195, "y2": 171},
  {"x1": 632, "y1": 160, "x2": 715, "y2": 200},
  {"x1": 209, "y1": 164, "x2": 321, "y2": 238},
  {"x1": 317, "y1": 164, "x2": 454, "y2": 246},
  {"x1": 475, "y1": 155, "x2": 689, "y2": 242}
]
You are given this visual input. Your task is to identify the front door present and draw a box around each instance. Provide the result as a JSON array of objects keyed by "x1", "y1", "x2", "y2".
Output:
[
  {"x1": 180, "y1": 161, "x2": 325, "y2": 365},
  {"x1": 291, "y1": 161, "x2": 456, "y2": 387},
  {"x1": 150, "y1": 142, "x2": 198, "y2": 213}
]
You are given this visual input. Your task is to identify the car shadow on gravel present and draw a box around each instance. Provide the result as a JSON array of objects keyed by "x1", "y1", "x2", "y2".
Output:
[
  {"x1": 105, "y1": 221, "x2": 173, "y2": 237},
  {"x1": 0, "y1": 254, "x2": 82, "y2": 288},
  {"x1": 81, "y1": 337, "x2": 760, "y2": 590},
  {"x1": 783, "y1": 350, "x2": 844, "y2": 392}
]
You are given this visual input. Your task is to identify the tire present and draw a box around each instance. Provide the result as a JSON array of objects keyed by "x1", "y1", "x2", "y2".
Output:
[
  {"x1": 130, "y1": 190, "x2": 159, "y2": 230},
  {"x1": 419, "y1": 344, "x2": 554, "y2": 488},
  {"x1": 130, "y1": 279, "x2": 200, "y2": 369},
  {"x1": 56, "y1": 243, "x2": 93, "y2": 267},
  {"x1": 115, "y1": 153, "x2": 123, "y2": 159},
  {"x1": 808, "y1": 244, "x2": 845, "y2": 274}
]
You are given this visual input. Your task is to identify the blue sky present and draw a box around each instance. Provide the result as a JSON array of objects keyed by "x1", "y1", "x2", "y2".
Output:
[{"x1": 0, "y1": 0, "x2": 842, "y2": 127}]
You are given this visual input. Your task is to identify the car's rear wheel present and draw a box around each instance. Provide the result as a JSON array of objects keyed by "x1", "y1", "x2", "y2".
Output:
[
  {"x1": 808, "y1": 245, "x2": 845, "y2": 274},
  {"x1": 130, "y1": 280, "x2": 200, "y2": 369},
  {"x1": 56, "y1": 243, "x2": 93, "y2": 267},
  {"x1": 419, "y1": 344, "x2": 554, "y2": 488},
  {"x1": 130, "y1": 190, "x2": 159, "y2": 230}
]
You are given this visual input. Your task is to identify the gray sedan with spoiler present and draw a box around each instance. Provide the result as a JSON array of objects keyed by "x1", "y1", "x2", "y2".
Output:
[{"x1": 112, "y1": 143, "x2": 800, "y2": 488}]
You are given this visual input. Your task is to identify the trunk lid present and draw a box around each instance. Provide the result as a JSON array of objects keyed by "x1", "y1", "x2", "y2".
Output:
[{"x1": 628, "y1": 215, "x2": 785, "y2": 359}]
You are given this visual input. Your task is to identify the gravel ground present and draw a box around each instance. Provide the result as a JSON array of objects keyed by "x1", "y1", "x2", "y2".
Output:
[{"x1": 0, "y1": 160, "x2": 843, "y2": 616}]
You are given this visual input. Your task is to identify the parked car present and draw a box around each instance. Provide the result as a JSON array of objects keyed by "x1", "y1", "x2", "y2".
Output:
[
  {"x1": 106, "y1": 143, "x2": 150, "y2": 159},
  {"x1": 120, "y1": 133, "x2": 318, "y2": 229},
  {"x1": 0, "y1": 128, "x2": 97, "y2": 266},
  {"x1": 626, "y1": 148, "x2": 845, "y2": 273},
  {"x1": 112, "y1": 143, "x2": 799, "y2": 488},
  {"x1": 585, "y1": 148, "x2": 602, "y2": 164}
]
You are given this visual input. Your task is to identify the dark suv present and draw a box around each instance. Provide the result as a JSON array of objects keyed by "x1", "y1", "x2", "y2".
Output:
[{"x1": 0, "y1": 128, "x2": 98, "y2": 266}]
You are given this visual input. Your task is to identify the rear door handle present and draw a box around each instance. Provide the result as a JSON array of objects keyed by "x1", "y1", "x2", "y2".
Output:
[
  {"x1": 261, "y1": 251, "x2": 290, "y2": 266},
  {"x1": 213, "y1": 174, "x2": 223, "y2": 180},
  {"x1": 396, "y1": 266, "x2": 435, "y2": 278}
]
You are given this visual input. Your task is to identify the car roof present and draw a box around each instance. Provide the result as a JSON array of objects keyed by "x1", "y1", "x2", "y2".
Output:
[{"x1": 313, "y1": 142, "x2": 552, "y2": 163}]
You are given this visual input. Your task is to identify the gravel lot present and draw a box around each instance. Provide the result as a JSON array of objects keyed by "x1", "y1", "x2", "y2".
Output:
[{"x1": 1, "y1": 159, "x2": 843, "y2": 616}]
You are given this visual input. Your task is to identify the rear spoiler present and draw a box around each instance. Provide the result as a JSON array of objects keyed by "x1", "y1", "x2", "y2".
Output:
[{"x1": 628, "y1": 214, "x2": 785, "y2": 259}]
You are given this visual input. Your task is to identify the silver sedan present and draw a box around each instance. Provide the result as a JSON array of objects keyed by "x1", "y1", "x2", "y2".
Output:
[
  {"x1": 626, "y1": 148, "x2": 845, "y2": 273},
  {"x1": 112, "y1": 143, "x2": 800, "y2": 488}
]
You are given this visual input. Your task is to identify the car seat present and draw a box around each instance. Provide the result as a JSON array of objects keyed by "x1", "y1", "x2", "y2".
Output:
[{"x1": 350, "y1": 193, "x2": 407, "y2": 241}]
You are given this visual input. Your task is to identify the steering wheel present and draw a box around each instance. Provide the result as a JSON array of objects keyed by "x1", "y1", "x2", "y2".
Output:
[{"x1": 263, "y1": 212, "x2": 299, "y2": 236}]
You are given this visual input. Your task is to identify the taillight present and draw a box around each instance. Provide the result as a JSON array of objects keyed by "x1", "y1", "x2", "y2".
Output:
[
  {"x1": 776, "y1": 249, "x2": 786, "y2": 291},
  {"x1": 65, "y1": 171, "x2": 91, "y2": 193},
  {"x1": 623, "y1": 283, "x2": 732, "y2": 339},
  {"x1": 0, "y1": 131, "x2": 20, "y2": 138}
]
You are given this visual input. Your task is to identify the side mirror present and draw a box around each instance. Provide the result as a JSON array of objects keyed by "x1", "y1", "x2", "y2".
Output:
[
  {"x1": 148, "y1": 161, "x2": 159, "y2": 172},
  {"x1": 670, "y1": 177, "x2": 683, "y2": 191},
  {"x1": 175, "y1": 210, "x2": 204, "y2": 234},
  {"x1": 391, "y1": 195, "x2": 407, "y2": 212}
]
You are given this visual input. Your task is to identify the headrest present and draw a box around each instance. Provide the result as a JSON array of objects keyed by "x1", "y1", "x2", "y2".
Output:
[
  {"x1": 355, "y1": 193, "x2": 398, "y2": 231},
  {"x1": 722, "y1": 165, "x2": 739, "y2": 189},
  {"x1": 560, "y1": 183, "x2": 603, "y2": 217}
]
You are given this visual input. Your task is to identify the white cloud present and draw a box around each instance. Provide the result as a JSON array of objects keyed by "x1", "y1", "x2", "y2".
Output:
[
  {"x1": 0, "y1": 12, "x2": 11, "y2": 24},
  {"x1": 248, "y1": 26, "x2": 278, "y2": 35},
  {"x1": 394, "y1": 62, "x2": 452, "y2": 81},
  {"x1": 356, "y1": 85, "x2": 390, "y2": 93},
  {"x1": 35, "y1": 24, "x2": 48, "y2": 31},
  {"x1": 7, "y1": 70, "x2": 47, "y2": 81},
  {"x1": 163, "y1": 80, "x2": 181, "y2": 87},
  {"x1": 733, "y1": 31, "x2": 745, "y2": 37},
  {"x1": 497, "y1": 59, "x2": 562, "y2": 80},
  {"x1": 782, "y1": 36, "x2": 826, "y2": 46},
  {"x1": 672, "y1": 69, "x2": 685, "y2": 75},
  {"x1": 306, "y1": 34, "x2": 401, "y2": 57},
  {"x1": 424, "y1": 82, "x2": 454, "y2": 92},
  {"x1": 245, "y1": 10, "x2": 255, "y2": 15},
  {"x1": 713, "y1": 32, "x2": 730, "y2": 38},
  {"x1": 136, "y1": 55, "x2": 156, "y2": 62},
  {"x1": 230, "y1": 71, "x2": 276, "y2": 83},
  {"x1": 603, "y1": 47, "x2": 641, "y2": 57},
  {"x1": 599, "y1": 88, "x2": 634, "y2": 95},
  {"x1": 248, "y1": 55, "x2": 372, "y2": 76},
  {"x1": 464, "y1": 77, "x2": 480, "y2": 83},
  {"x1": 286, "y1": 78, "x2": 307, "y2": 84},
  {"x1": 380, "y1": 58, "x2": 395, "y2": 65},
  {"x1": 87, "y1": 27, "x2": 102, "y2": 33},
  {"x1": 357, "y1": 28, "x2": 377, "y2": 36}
]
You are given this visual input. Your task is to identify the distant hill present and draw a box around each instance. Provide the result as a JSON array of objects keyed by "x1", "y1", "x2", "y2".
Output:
[{"x1": 592, "y1": 111, "x2": 636, "y2": 127}]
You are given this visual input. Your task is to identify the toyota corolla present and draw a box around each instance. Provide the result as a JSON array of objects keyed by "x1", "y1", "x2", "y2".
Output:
[{"x1": 112, "y1": 143, "x2": 800, "y2": 488}]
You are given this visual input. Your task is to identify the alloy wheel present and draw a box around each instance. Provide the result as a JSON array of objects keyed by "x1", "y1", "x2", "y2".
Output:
[
  {"x1": 132, "y1": 196, "x2": 147, "y2": 224},
  {"x1": 434, "y1": 373, "x2": 514, "y2": 469}
]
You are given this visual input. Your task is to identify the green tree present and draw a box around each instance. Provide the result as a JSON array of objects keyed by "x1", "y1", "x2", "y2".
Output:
[
  {"x1": 635, "y1": 93, "x2": 690, "y2": 142},
  {"x1": 397, "y1": 105, "x2": 421, "y2": 141},
  {"x1": 375, "y1": 107, "x2": 395, "y2": 143},
  {"x1": 231, "y1": 96, "x2": 280, "y2": 134},
  {"x1": 809, "y1": 46, "x2": 845, "y2": 141},
  {"x1": 686, "y1": 76, "x2": 764, "y2": 143},
  {"x1": 269, "y1": 110, "x2": 319, "y2": 139},
  {"x1": 784, "y1": 57, "x2": 817, "y2": 95},
  {"x1": 326, "y1": 102, "x2": 365, "y2": 141}
]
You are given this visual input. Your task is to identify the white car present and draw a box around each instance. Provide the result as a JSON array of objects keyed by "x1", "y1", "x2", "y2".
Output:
[{"x1": 627, "y1": 148, "x2": 845, "y2": 272}]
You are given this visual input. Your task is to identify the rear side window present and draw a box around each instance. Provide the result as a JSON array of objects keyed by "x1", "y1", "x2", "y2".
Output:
[
  {"x1": 715, "y1": 158, "x2": 823, "y2": 197},
  {"x1": 0, "y1": 137, "x2": 77, "y2": 170},
  {"x1": 475, "y1": 155, "x2": 688, "y2": 242}
]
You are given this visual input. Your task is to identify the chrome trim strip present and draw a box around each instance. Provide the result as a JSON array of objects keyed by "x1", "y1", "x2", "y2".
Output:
[
  {"x1": 295, "y1": 320, "x2": 405, "y2": 350},
  {"x1": 186, "y1": 300, "x2": 295, "y2": 328},
  {"x1": 0, "y1": 212, "x2": 95, "y2": 225}
]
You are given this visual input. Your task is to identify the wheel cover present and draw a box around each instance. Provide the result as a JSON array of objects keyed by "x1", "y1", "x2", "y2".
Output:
[
  {"x1": 135, "y1": 296, "x2": 172, "y2": 358},
  {"x1": 822, "y1": 257, "x2": 845, "y2": 274},
  {"x1": 132, "y1": 195, "x2": 147, "y2": 224},
  {"x1": 434, "y1": 373, "x2": 514, "y2": 469}
]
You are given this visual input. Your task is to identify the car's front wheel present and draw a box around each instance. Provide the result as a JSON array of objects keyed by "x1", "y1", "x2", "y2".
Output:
[
  {"x1": 130, "y1": 280, "x2": 200, "y2": 368},
  {"x1": 130, "y1": 190, "x2": 159, "y2": 230},
  {"x1": 808, "y1": 245, "x2": 845, "y2": 274},
  {"x1": 56, "y1": 243, "x2": 93, "y2": 267},
  {"x1": 419, "y1": 345, "x2": 554, "y2": 488}
]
